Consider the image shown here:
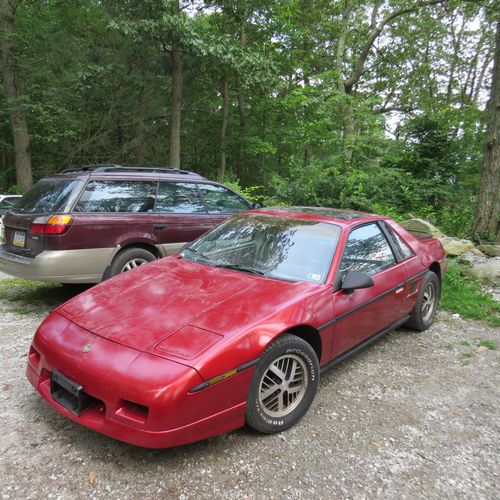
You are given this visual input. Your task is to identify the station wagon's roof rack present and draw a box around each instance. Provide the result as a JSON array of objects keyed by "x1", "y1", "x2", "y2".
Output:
[{"x1": 58, "y1": 164, "x2": 205, "y2": 177}]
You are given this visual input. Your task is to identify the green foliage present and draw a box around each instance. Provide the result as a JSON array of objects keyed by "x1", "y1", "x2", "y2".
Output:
[
  {"x1": 0, "y1": 1, "x2": 494, "y2": 237},
  {"x1": 223, "y1": 179, "x2": 264, "y2": 204},
  {"x1": 441, "y1": 261, "x2": 500, "y2": 327}
]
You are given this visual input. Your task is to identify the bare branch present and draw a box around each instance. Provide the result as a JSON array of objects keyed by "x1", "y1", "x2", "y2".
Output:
[{"x1": 343, "y1": 0, "x2": 446, "y2": 93}]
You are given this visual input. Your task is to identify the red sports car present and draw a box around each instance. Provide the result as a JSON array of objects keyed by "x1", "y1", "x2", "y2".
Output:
[{"x1": 27, "y1": 207, "x2": 446, "y2": 448}]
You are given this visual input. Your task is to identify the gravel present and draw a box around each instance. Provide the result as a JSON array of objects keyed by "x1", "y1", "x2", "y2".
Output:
[{"x1": 0, "y1": 282, "x2": 499, "y2": 499}]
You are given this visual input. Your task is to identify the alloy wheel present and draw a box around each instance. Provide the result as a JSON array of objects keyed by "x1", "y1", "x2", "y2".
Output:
[
  {"x1": 258, "y1": 354, "x2": 308, "y2": 418},
  {"x1": 421, "y1": 282, "x2": 436, "y2": 322}
]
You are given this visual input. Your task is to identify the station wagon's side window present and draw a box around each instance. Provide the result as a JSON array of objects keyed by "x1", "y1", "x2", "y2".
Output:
[
  {"x1": 198, "y1": 184, "x2": 249, "y2": 214},
  {"x1": 339, "y1": 223, "x2": 396, "y2": 277},
  {"x1": 155, "y1": 182, "x2": 206, "y2": 214},
  {"x1": 382, "y1": 222, "x2": 414, "y2": 260},
  {"x1": 74, "y1": 180, "x2": 155, "y2": 213}
]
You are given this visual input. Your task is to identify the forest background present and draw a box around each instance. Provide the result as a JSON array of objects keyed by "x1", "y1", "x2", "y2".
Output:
[{"x1": 0, "y1": 0, "x2": 498, "y2": 241}]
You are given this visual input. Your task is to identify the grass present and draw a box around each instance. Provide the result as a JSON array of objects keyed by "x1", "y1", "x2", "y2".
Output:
[
  {"x1": 7, "y1": 305, "x2": 32, "y2": 315},
  {"x1": 441, "y1": 260, "x2": 500, "y2": 327},
  {"x1": 0, "y1": 278, "x2": 87, "y2": 309},
  {"x1": 478, "y1": 339, "x2": 497, "y2": 351}
]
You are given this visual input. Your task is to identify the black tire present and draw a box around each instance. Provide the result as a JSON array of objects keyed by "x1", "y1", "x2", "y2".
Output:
[
  {"x1": 406, "y1": 271, "x2": 440, "y2": 331},
  {"x1": 108, "y1": 247, "x2": 156, "y2": 278},
  {"x1": 245, "y1": 334, "x2": 319, "y2": 434}
]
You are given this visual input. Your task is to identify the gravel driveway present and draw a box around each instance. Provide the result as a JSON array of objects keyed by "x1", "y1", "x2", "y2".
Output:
[{"x1": 0, "y1": 278, "x2": 498, "y2": 499}]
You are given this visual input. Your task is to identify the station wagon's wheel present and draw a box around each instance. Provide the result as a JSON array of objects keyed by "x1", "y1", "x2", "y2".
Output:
[
  {"x1": 246, "y1": 334, "x2": 319, "y2": 434},
  {"x1": 406, "y1": 271, "x2": 440, "y2": 331},
  {"x1": 109, "y1": 247, "x2": 156, "y2": 278}
]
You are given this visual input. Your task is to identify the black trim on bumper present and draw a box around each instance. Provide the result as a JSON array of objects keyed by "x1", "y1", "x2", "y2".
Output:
[{"x1": 189, "y1": 358, "x2": 259, "y2": 393}]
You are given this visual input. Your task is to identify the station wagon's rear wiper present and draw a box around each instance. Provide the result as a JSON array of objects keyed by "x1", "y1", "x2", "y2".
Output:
[
  {"x1": 214, "y1": 262, "x2": 266, "y2": 276},
  {"x1": 182, "y1": 247, "x2": 210, "y2": 262}
]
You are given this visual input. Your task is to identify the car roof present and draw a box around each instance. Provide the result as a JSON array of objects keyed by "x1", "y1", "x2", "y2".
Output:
[
  {"x1": 51, "y1": 164, "x2": 206, "y2": 181},
  {"x1": 251, "y1": 206, "x2": 387, "y2": 226}
]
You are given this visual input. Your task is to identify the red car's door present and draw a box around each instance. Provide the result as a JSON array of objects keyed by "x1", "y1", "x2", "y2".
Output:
[
  {"x1": 330, "y1": 222, "x2": 409, "y2": 358},
  {"x1": 150, "y1": 181, "x2": 214, "y2": 255}
]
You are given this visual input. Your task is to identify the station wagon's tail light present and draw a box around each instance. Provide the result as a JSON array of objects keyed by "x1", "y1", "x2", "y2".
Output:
[{"x1": 30, "y1": 215, "x2": 73, "y2": 235}]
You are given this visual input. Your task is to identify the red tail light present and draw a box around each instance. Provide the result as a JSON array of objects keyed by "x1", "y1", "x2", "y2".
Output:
[{"x1": 30, "y1": 215, "x2": 73, "y2": 235}]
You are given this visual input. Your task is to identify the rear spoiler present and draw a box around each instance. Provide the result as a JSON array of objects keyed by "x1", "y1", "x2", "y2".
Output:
[{"x1": 406, "y1": 229, "x2": 433, "y2": 240}]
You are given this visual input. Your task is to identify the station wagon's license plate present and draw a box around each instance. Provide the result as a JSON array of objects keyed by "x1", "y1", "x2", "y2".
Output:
[{"x1": 12, "y1": 230, "x2": 26, "y2": 248}]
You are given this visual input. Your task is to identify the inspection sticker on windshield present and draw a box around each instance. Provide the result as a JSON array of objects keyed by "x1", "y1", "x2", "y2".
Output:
[
  {"x1": 307, "y1": 273, "x2": 321, "y2": 282},
  {"x1": 12, "y1": 231, "x2": 25, "y2": 248}
]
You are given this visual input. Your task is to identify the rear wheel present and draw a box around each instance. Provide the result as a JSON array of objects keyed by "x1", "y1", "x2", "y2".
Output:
[
  {"x1": 406, "y1": 271, "x2": 440, "y2": 331},
  {"x1": 245, "y1": 334, "x2": 319, "y2": 434},
  {"x1": 108, "y1": 247, "x2": 156, "y2": 278}
]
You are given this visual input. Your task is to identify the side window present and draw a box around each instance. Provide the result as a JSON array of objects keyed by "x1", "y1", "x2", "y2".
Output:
[
  {"x1": 198, "y1": 184, "x2": 249, "y2": 214},
  {"x1": 383, "y1": 222, "x2": 414, "y2": 260},
  {"x1": 339, "y1": 223, "x2": 396, "y2": 277},
  {"x1": 74, "y1": 181, "x2": 155, "y2": 213},
  {"x1": 155, "y1": 182, "x2": 206, "y2": 214}
]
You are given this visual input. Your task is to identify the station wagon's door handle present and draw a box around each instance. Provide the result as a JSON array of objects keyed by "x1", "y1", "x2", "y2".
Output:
[{"x1": 153, "y1": 224, "x2": 168, "y2": 230}]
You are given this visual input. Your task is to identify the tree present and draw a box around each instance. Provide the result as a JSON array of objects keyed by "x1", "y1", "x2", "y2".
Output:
[
  {"x1": 0, "y1": 0, "x2": 32, "y2": 190},
  {"x1": 169, "y1": 0, "x2": 183, "y2": 168},
  {"x1": 474, "y1": 20, "x2": 500, "y2": 242}
]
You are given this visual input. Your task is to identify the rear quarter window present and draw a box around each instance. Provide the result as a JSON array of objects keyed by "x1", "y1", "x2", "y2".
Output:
[{"x1": 13, "y1": 179, "x2": 82, "y2": 214}]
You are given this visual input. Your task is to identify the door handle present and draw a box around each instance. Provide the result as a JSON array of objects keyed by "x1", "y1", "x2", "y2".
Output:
[{"x1": 153, "y1": 224, "x2": 168, "y2": 230}]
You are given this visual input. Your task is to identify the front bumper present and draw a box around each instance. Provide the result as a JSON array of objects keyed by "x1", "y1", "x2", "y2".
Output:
[
  {"x1": 0, "y1": 245, "x2": 117, "y2": 283},
  {"x1": 26, "y1": 313, "x2": 252, "y2": 448}
]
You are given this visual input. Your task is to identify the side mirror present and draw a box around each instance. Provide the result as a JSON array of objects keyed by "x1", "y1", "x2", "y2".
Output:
[
  {"x1": 251, "y1": 202, "x2": 262, "y2": 209},
  {"x1": 341, "y1": 271, "x2": 374, "y2": 294}
]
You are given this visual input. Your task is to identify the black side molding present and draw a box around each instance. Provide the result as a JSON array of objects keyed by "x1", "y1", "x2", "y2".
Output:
[{"x1": 319, "y1": 315, "x2": 410, "y2": 374}]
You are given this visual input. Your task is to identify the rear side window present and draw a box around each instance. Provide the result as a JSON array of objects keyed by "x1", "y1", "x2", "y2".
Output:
[
  {"x1": 74, "y1": 180, "x2": 155, "y2": 213},
  {"x1": 339, "y1": 223, "x2": 396, "y2": 277},
  {"x1": 154, "y1": 182, "x2": 206, "y2": 214},
  {"x1": 382, "y1": 222, "x2": 414, "y2": 260},
  {"x1": 198, "y1": 184, "x2": 249, "y2": 214},
  {"x1": 13, "y1": 179, "x2": 82, "y2": 214}
]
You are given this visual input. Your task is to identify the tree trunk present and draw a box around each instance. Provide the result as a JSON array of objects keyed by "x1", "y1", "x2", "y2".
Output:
[
  {"x1": 218, "y1": 77, "x2": 229, "y2": 182},
  {"x1": 135, "y1": 83, "x2": 146, "y2": 165},
  {"x1": 474, "y1": 21, "x2": 500, "y2": 242},
  {"x1": 169, "y1": 0, "x2": 182, "y2": 168},
  {"x1": 236, "y1": 22, "x2": 246, "y2": 181},
  {"x1": 0, "y1": 0, "x2": 33, "y2": 191}
]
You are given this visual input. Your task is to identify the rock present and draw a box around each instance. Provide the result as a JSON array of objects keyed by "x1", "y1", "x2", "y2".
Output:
[
  {"x1": 457, "y1": 249, "x2": 486, "y2": 265},
  {"x1": 475, "y1": 345, "x2": 488, "y2": 353},
  {"x1": 469, "y1": 257, "x2": 500, "y2": 282},
  {"x1": 477, "y1": 244, "x2": 500, "y2": 257},
  {"x1": 400, "y1": 218, "x2": 443, "y2": 237},
  {"x1": 438, "y1": 236, "x2": 475, "y2": 257}
]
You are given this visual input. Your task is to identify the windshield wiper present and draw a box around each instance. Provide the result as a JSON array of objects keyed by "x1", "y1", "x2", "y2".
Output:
[
  {"x1": 182, "y1": 247, "x2": 210, "y2": 262},
  {"x1": 213, "y1": 262, "x2": 266, "y2": 276}
]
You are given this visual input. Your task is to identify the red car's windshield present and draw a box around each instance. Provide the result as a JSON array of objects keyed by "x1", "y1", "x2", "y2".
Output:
[{"x1": 182, "y1": 214, "x2": 341, "y2": 284}]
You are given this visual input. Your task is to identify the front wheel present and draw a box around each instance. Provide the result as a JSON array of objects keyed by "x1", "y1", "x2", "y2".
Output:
[
  {"x1": 406, "y1": 271, "x2": 440, "y2": 331},
  {"x1": 245, "y1": 334, "x2": 319, "y2": 434}
]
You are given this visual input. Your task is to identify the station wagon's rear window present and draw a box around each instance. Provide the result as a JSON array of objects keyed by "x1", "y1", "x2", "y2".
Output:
[{"x1": 13, "y1": 179, "x2": 82, "y2": 214}]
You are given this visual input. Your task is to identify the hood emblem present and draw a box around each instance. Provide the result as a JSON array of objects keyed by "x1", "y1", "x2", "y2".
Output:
[{"x1": 82, "y1": 343, "x2": 94, "y2": 353}]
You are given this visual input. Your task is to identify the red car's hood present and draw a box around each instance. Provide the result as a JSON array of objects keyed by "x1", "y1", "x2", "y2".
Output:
[{"x1": 58, "y1": 257, "x2": 316, "y2": 359}]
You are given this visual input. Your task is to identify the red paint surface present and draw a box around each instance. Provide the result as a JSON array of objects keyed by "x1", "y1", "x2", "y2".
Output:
[{"x1": 27, "y1": 209, "x2": 446, "y2": 448}]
